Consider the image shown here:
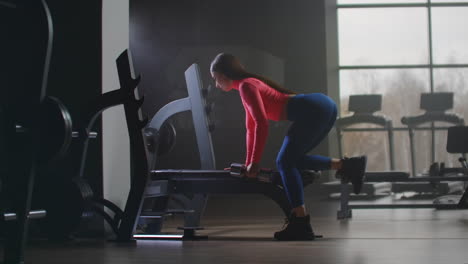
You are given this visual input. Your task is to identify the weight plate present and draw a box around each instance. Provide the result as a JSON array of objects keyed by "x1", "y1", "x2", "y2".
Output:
[
  {"x1": 38, "y1": 96, "x2": 73, "y2": 163},
  {"x1": 144, "y1": 121, "x2": 177, "y2": 156},
  {"x1": 158, "y1": 122, "x2": 176, "y2": 156},
  {"x1": 38, "y1": 177, "x2": 94, "y2": 239}
]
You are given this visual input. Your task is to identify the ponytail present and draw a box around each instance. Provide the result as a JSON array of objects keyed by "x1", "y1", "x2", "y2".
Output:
[
  {"x1": 244, "y1": 72, "x2": 296, "y2": 95},
  {"x1": 210, "y1": 53, "x2": 296, "y2": 95}
]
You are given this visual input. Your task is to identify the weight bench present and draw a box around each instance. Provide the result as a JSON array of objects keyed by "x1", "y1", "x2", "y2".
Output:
[
  {"x1": 147, "y1": 169, "x2": 316, "y2": 201},
  {"x1": 139, "y1": 169, "x2": 318, "y2": 239}
]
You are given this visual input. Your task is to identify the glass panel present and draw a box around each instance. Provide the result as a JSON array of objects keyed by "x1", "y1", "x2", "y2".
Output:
[
  {"x1": 431, "y1": 0, "x2": 468, "y2": 3},
  {"x1": 339, "y1": 69, "x2": 430, "y2": 172},
  {"x1": 338, "y1": 0, "x2": 427, "y2": 4},
  {"x1": 432, "y1": 7, "x2": 468, "y2": 64},
  {"x1": 433, "y1": 68, "x2": 468, "y2": 167},
  {"x1": 339, "y1": 8, "x2": 429, "y2": 65}
]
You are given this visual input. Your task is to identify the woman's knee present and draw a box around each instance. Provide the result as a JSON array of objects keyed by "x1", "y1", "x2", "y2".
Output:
[
  {"x1": 276, "y1": 153, "x2": 296, "y2": 171},
  {"x1": 276, "y1": 155, "x2": 285, "y2": 170}
]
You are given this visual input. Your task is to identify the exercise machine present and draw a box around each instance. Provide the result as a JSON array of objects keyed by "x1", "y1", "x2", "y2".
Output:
[{"x1": 392, "y1": 92, "x2": 465, "y2": 194}]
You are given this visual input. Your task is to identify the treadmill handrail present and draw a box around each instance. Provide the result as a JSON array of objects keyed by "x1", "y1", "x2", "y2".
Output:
[
  {"x1": 401, "y1": 112, "x2": 464, "y2": 127},
  {"x1": 336, "y1": 114, "x2": 392, "y2": 129}
]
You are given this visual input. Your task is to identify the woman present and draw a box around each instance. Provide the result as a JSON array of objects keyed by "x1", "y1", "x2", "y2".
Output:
[{"x1": 210, "y1": 53, "x2": 366, "y2": 241}]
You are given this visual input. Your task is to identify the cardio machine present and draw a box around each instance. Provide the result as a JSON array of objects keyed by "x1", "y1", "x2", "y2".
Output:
[{"x1": 391, "y1": 92, "x2": 465, "y2": 195}]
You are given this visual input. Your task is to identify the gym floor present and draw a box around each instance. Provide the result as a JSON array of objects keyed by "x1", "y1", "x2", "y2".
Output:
[{"x1": 4, "y1": 187, "x2": 468, "y2": 264}]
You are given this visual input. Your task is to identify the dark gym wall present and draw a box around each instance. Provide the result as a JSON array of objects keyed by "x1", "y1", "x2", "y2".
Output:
[
  {"x1": 2, "y1": 1, "x2": 102, "y2": 194},
  {"x1": 45, "y1": 0, "x2": 103, "y2": 236},
  {"x1": 130, "y1": 0, "x2": 336, "y2": 173},
  {"x1": 45, "y1": 0, "x2": 103, "y2": 194}
]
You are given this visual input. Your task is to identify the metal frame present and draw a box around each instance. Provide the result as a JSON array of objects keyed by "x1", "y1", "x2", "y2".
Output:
[
  {"x1": 143, "y1": 64, "x2": 217, "y2": 237},
  {"x1": 340, "y1": 64, "x2": 468, "y2": 70},
  {"x1": 73, "y1": 50, "x2": 149, "y2": 242},
  {"x1": 337, "y1": 2, "x2": 468, "y2": 9},
  {"x1": 148, "y1": 170, "x2": 305, "y2": 220},
  {"x1": 335, "y1": 1, "x2": 468, "y2": 219},
  {"x1": 147, "y1": 64, "x2": 216, "y2": 170}
]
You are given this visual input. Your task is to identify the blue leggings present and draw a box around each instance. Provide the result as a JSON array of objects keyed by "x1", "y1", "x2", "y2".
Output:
[{"x1": 276, "y1": 93, "x2": 337, "y2": 208}]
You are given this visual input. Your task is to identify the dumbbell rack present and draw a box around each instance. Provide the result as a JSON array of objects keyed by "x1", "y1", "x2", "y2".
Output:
[{"x1": 65, "y1": 49, "x2": 150, "y2": 243}]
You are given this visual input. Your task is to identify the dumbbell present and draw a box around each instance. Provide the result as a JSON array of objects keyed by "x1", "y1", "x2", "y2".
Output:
[
  {"x1": 229, "y1": 163, "x2": 320, "y2": 186},
  {"x1": 16, "y1": 125, "x2": 97, "y2": 138},
  {"x1": 229, "y1": 163, "x2": 276, "y2": 183},
  {"x1": 429, "y1": 162, "x2": 462, "y2": 177},
  {"x1": 72, "y1": 131, "x2": 98, "y2": 138}
]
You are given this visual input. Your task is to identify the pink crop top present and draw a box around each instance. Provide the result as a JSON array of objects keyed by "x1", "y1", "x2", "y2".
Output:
[{"x1": 232, "y1": 78, "x2": 290, "y2": 165}]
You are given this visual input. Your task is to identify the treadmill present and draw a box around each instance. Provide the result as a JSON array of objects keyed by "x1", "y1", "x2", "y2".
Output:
[{"x1": 392, "y1": 92, "x2": 465, "y2": 195}]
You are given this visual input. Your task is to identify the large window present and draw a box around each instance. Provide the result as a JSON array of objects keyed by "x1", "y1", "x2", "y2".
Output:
[{"x1": 337, "y1": 1, "x2": 468, "y2": 173}]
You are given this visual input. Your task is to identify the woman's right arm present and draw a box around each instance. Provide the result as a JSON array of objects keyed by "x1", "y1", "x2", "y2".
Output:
[{"x1": 245, "y1": 110, "x2": 255, "y2": 165}]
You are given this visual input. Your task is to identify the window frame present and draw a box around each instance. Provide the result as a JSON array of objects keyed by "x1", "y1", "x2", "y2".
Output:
[{"x1": 337, "y1": 1, "x2": 468, "y2": 94}]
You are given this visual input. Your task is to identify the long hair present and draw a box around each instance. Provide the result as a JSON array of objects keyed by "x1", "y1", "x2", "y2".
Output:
[{"x1": 210, "y1": 53, "x2": 296, "y2": 95}]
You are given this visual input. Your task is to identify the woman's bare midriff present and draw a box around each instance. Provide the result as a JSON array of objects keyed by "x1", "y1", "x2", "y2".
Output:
[{"x1": 279, "y1": 94, "x2": 297, "y2": 121}]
